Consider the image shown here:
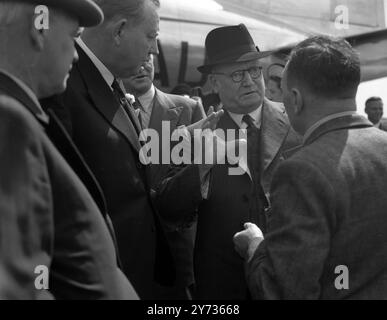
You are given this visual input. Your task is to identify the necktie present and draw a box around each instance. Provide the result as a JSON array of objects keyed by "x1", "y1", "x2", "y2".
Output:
[
  {"x1": 242, "y1": 114, "x2": 261, "y2": 184},
  {"x1": 132, "y1": 99, "x2": 144, "y2": 128},
  {"x1": 242, "y1": 114, "x2": 267, "y2": 229},
  {"x1": 111, "y1": 79, "x2": 142, "y2": 134}
]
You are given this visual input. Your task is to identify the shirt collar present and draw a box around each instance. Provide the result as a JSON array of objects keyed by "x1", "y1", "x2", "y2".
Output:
[
  {"x1": 138, "y1": 84, "x2": 156, "y2": 112},
  {"x1": 373, "y1": 121, "x2": 381, "y2": 128},
  {"x1": 77, "y1": 38, "x2": 115, "y2": 88},
  {"x1": 228, "y1": 104, "x2": 263, "y2": 129},
  {"x1": 0, "y1": 69, "x2": 48, "y2": 122},
  {"x1": 303, "y1": 111, "x2": 357, "y2": 144}
]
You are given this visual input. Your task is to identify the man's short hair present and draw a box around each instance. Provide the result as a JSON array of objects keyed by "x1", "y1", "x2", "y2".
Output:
[
  {"x1": 93, "y1": 0, "x2": 159, "y2": 25},
  {"x1": 365, "y1": 96, "x2": 383, "y2": 108},
  {"x1": 286, "y1": 35, "x2": 361, "y2": 99},
  {"x1": 0, "y1": 2, "x2": 28, "y2": 27}
]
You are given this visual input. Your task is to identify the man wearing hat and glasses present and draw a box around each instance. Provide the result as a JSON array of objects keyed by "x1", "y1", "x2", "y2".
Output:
[
  {"x1": 192, "y1": 24, "x2": 299, "y2": 299},
  {"x1": 0, "y1": 0, "x2": 137, "y2": 299}
]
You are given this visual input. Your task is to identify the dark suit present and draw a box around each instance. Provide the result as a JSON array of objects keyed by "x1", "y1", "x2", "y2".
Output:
[
  {"x1": 0, "y1": 71, "x2": 137, "y2": 300},
  {"x1": 156, "y1": 99, "x2": 300, "y2": 299},
  {"x1": 145, "y1": 88, "x2": 205, "y2": 298},
  {"x1": 41, "y1": 44, "x2": 174, "y2": 299},
  {"x1": 247, "y1": 114, "x2": 387, "y2": 299},
  {"x1": 196, "y1": 100, "x2": 300, "y2": 300}
]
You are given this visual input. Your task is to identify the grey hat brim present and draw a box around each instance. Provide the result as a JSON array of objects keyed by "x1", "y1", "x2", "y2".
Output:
[{"x1": 197, "y1": 50, "x2": 273, "y2": 74}]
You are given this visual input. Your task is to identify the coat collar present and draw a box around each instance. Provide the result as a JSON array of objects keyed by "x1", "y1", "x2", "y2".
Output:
[
  {"x1": 0, "y1": 71, "x2": 49, "y2": 125},
  {"x1": 304, "y1": 113, "x2": 373, "y2": 146},
  {"x1": 75, "y1": 43, "x2": 141, "y2": 152},
  {"x1": 260, "y1": 99, "x2": 290, "y2": 172}
]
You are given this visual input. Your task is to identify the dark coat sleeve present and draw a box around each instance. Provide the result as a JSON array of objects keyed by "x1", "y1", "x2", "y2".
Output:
[
  {"x1": 0, "y1": 96, "x2": 54, "y2": 300},
  {"x1": 247, "y1": 159, "x2": 336, "y2": 300},
  {"x1": 154, "y1": 97, "x2": 205, "y2": 224}
]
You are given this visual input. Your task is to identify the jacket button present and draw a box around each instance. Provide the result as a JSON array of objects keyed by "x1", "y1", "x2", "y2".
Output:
[{"x1": 136, "y1": 162, "x2": 142, "y2": 170}]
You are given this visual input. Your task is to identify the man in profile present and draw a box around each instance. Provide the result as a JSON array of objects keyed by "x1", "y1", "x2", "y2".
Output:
[
  {"x1": 124, "y1": 54, "x2": 205, "y2": 299},
  {"x1": 0, "y1": 0, "x2": 137, "y2": 299},
  {"x1": 234, "y1": 36, "x2": 387, "y2": 300}
]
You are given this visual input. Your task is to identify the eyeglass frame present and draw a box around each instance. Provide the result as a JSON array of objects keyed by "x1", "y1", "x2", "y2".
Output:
[{"x1": 211, "y1": 66, "x2": 263, "y2": 83}]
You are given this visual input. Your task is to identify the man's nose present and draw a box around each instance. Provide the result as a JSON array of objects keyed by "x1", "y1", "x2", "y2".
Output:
[
  {"x1": 150, "y1": 39, "x2": 159, "y2": 55},
  {"x1": 242, "y1": 71, "x2": 255, "y2": 86}
]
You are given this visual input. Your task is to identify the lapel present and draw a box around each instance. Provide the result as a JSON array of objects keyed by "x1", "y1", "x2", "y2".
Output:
[
  {"x1": 260, "y1": 99, "x2": 290, "y2": 173},
  {"x1": 217, "y1": 109, "x2": 240, "y2": 132},
  {"x1": 0, "y1": 72, "x2": 49, "y2": 126},
  {"x1": 75, "y1": 43, "x2": 141, "y2": 152},
  {"x1": 304, "y1": 114, "x2": 373, "y2": 146},
  {"x1": 149, "y1": 88, "x2": 181, "y2": 133}
]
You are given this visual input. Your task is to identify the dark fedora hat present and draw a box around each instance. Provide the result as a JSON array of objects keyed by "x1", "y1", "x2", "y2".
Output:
[
  {"x1": 197, "y1": 24, "x2": 272, "y2": 74},
  {"x1": 0, "y1": 0, "x2": 104, "y2": 27}
]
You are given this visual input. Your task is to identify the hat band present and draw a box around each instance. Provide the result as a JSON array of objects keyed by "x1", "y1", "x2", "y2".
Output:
[{"x1": 206, "y1": 44, "x2": 258, "y2": 65}]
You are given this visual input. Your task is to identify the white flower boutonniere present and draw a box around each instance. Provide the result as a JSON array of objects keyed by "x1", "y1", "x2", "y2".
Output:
[{"x1": 125, "y1": 93, "x2": 136, "y2": 105}]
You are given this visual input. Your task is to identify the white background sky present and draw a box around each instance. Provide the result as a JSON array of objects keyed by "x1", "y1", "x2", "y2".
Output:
[{"x1": 357, "y1": 77, "x2": 387, "y2": 116}]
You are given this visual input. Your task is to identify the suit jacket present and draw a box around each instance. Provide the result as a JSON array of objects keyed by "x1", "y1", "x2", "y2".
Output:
[
  {"x1": 41, "y1": 44, "x2": 175, "y2": 299},
  {"x1": 146, "y1": 88, "x2": 205, "y2": 294},
  {"x1": 156, "y1": 99, "x2": 300, "y2": 299},
  {"x1": 0, "y1": 71, "x2": 137, "y2": 300},
  {"x1": 195, "y1": 100, "x2": 300, "y2": 300},
  {"x1": 247, "y1": 114, "x2": 387, "y2": 300},
  {"x1": 147, "y1": 88, "x2": 206, "y2": 189}
]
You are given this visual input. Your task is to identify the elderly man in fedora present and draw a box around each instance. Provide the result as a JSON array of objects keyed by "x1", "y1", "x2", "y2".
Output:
[
  {"x1": 158, "y1": 24, "x2": 300, "y2": 300},
  {"x1": 0, "y1": 0, "x2": 137, "y2": 299}
]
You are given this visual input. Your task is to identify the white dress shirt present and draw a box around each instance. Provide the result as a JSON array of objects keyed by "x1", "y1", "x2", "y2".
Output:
[{"x1": 228, "y1": 105, "x2": 262, "y2": 129}]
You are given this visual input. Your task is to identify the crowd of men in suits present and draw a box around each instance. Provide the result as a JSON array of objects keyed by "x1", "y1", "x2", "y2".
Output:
[{"x1": 1, "y1": 0, "x2": 387, "y2": 300}]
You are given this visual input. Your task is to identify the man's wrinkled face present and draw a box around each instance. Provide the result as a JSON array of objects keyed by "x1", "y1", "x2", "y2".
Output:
[
  {"x1": 210, "y1": 59, "x2": 265, "y2": 114},
  {"x1": 116, "y1": 1, "x2": 159, "y2": 78},
  {"x1": 39, "y1": 11, "x2": 81, "y2": 98},
  {"x1": 124, "y1": 54, "x2": 154, "y2": 96},
  {"x1": 366, "y1": 100, "x2": 384, "y2": 124}
]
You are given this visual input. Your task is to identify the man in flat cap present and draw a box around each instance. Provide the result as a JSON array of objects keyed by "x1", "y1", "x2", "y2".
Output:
[
  {"x1": 156, "y1": 24, "x2": 300, "y2": 300},
  {"x1": 0, "y1": 0, "x2": 137, "y2": 299}
]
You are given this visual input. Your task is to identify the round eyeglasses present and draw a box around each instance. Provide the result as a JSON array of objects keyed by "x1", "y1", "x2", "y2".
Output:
[{"x1": 212, "y1": 66, "x2": 263, "y2": 83}]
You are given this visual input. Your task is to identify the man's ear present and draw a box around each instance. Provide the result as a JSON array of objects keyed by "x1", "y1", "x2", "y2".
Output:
[
  {"x1": 112, "y1": 19, "x2": 127, "y2": 46},
  {"x1": 292, "y1": 88, "x2": 304, "y2": 115},
  {"x1": 209, "y1": 75, "x2": 220, "y2": 94},
  {"x1": 30, "y1": 13, "x2": 47, "y2": 51}
]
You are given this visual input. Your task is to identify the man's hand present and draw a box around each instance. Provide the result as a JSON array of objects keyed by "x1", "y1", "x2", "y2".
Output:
[
  {"x1": 186, "y1": 106, "x2": 224, "y2": 134},
  {"x1": 233, "y1": 223, "x2": 264, "y2": 262}
]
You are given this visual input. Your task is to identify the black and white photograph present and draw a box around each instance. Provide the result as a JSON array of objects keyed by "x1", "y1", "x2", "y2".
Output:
[{"x1": 0, "y1": 0, "x2": 387, "y2": 304}]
